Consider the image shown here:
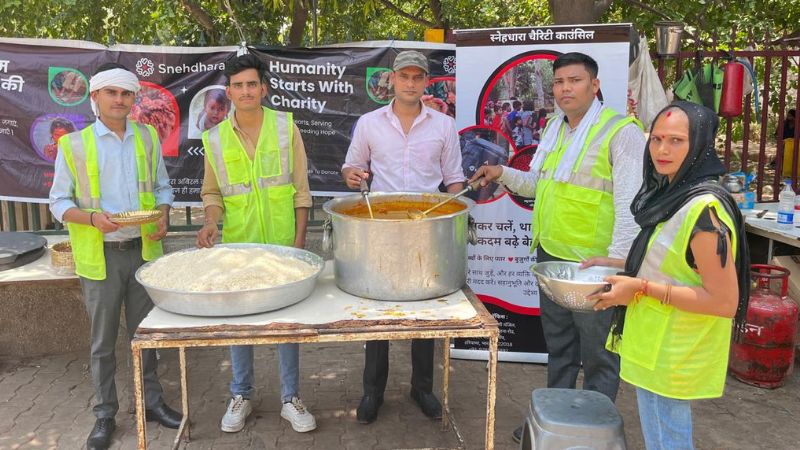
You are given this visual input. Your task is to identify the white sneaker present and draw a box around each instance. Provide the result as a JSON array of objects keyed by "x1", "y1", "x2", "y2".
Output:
[
  {"x1": 220, "y1": 395, "x2": 252, "y2": 433},
  {"x1": 280, "y1": 396, "x2": 317, "y2": 432}
]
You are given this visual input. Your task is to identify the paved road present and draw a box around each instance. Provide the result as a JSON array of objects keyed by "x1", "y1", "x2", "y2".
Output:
[{"x1": 2, "y1": 340, "x2": 800, "y2": 449}]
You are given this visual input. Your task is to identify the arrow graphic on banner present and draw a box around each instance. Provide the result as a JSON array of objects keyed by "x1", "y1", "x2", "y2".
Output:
[{"x1": 185, "y1": 146, "x2": 205, "y2": 156}]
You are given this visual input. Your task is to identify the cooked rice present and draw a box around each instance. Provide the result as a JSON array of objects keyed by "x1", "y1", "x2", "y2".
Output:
[{"x1": 139, "y1": 247, "x2": 315, "y2": 292}]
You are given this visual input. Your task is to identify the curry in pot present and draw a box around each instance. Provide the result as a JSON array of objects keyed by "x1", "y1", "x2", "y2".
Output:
[{"x1": 338, "y1": 199, "x2": 466, "y2": 219}]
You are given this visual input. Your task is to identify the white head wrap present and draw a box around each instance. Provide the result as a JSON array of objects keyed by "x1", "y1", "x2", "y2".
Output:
[{"x1": 88, "y1": 68, "x2": 141, "y2": 116}]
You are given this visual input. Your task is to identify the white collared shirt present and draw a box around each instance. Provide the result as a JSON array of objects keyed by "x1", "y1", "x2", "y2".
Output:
[{"x1": 343, "y1": 100, "x2": 464, "y2": 193}]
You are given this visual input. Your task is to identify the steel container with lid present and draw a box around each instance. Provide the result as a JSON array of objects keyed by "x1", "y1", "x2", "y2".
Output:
[{"x1": 0, "y1": 232, "x2": 47, "y2": 272}]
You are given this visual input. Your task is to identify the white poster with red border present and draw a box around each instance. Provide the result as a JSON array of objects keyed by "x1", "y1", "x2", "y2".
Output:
[{"x1": 451, "y1": 24, "x2": 632, "y2": 362}]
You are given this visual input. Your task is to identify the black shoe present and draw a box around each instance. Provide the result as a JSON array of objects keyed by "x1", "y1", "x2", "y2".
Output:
[
  {"x1": 410, "y1": 388, "x2": 442, "y2": 420},
  {"x1": 356, "y1": 394, "x2": 383, "y2": 424},
  {"x1": 145, "y1": 403, "x2": 183, "y2": 429},
  {"x1": 512, "y1": 424, "x2": 523, "y2": 443},
  {"x1": 86, "y1": 418, "x2": 115, "y2": 450}
]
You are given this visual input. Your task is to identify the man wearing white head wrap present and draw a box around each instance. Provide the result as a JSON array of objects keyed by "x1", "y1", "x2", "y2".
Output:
[{"x1": 48, "y1": 63, "x2": 181, "y2": 450}]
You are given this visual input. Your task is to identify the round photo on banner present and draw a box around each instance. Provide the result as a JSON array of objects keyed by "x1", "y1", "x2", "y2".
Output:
[
  {"x1": 424, "y1": 77, "x2": 455, "y2": 118},
  {"x1": 459, "y1": 126, "x2": 510, "y2": 204},
  {"x1": 48, "y1": 67, "x2": 89, "y2": 106},
  {"x1": 130, "y1": 82, "x2": 180, "y2": 157},
  {"x1": 475, "y1": 51, "x2": 564, "y2": 155},
  {"x1": 188, "y1": 86, "x2": 231, "y2": 140},
  {"x1": 507, "y1": 145, "x2": 538, "y2": 211},
  {"x1": 366, "y1": 67, "x2": 393, "y2": 104},
  {"x1": 29, "y1": 114, "x2": 87, "y2": 163}
]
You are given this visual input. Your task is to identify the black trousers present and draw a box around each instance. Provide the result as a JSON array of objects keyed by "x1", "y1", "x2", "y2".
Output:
[
  {"x1": 537, "y1": 247, "x2": 620, "y2": 401},
  {"x1": 362, "y1": 339, "x2": 434, "y2": 396}
]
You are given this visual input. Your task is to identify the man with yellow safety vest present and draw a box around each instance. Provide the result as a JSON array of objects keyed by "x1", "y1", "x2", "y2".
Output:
[
  {"x1": 196, "y1": 54, "x2": 316, "y2": 435},
  {"x1": 471, "y1": 52, "x2": 646, "y2": 443},
  {"x1": 49, "y1": 63, "x2": 180, "y2": 450}
]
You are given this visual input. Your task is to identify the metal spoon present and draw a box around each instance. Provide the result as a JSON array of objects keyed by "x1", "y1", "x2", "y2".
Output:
[
  {"x1": 360, "y1": 178, "x2": 374, "y2": 219},
  {"x1": 408, "y1": 178, "x2": 483, "y2": 220}
]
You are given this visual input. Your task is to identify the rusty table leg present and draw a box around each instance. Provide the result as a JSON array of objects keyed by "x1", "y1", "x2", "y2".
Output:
[
  {"x1": 442, "y1": 337, "x2": 451, "y2": 431},
  {"x1": 485, "y1": 334, "x2": 498, "y2": 450},
  {"x1": 172, "y1": 346, "x2": 190, "y2": 449},
  {"x1": 132, "y1": 342, "x2": 148, "y2": 450}
]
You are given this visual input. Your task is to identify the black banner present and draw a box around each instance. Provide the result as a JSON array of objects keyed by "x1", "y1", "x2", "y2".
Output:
[
  {"x1": 251, "y1": 45, "x2": 456, "y2": 194},
  {"x1": 0, "y1": 39, "x2": 455, "y2": 203}
]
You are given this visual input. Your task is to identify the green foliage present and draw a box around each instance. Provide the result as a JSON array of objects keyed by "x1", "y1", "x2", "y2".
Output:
[
  {"x1": 0, "y1": 0, "x2": 552, "y2": 47},
  {"x1": 0, "y1": 0, "x2": 796, "y2": 52},
  {"x1": 607, "y1": 0, "x2": 799, "y2": 46},
  {"x1": 0, "y1": 0, "x2": 286, "y2": 46}
]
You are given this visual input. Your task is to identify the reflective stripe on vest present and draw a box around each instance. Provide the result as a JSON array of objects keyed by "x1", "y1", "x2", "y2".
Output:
[
  {"x1": 531, "y1": 108, "x2": 637, "y2": 261},
  {"x1": 539, "y1": 114, "x2": 623, "y2": 193},
  {"x1": 134, "y1": 124, "x2": 155, "y2": 194},
  {"x1": 60, "y1": 122, "x2": 164, "y2": 280},
  {"x1": 203, "y1": 107, "x2": 296, "y2": 245},
  {"x1": 64, "y1": 130, "x2": 101, "y2": 210},
  {"x1": 614, "y1": 194, "x2": 736, "y2": 400},
  {"x1": 205, "y1": 110, "x2": 293, "y2": 196}
]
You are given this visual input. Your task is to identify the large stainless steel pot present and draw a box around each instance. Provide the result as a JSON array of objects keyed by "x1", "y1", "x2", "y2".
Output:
[
  {"x1": 135, "y1": 243, "x2": 324, "y2": 316},
  {"x1": 322, "y1": 192, "x2": 477, "y2": 301}
]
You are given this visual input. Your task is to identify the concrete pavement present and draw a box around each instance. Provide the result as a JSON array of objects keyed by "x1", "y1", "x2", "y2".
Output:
[{"x1": 3, "y1": 339, "x2": 800, "y2": 449}]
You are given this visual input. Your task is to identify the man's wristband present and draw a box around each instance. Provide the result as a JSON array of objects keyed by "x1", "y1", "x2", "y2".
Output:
[{"x1": 89, "y1": 211, "x2": 96, "y2": 227}]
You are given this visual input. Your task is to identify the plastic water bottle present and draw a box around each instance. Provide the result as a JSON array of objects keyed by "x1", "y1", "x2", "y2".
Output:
[{"x1": 778, "y1": 180, "x2": 794, "y2": 229}]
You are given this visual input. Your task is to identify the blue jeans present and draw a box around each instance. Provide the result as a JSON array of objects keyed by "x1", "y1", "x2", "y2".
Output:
[
  {"x1": 229, "y1": 344, "x2": 299, "y2": 403},
  {"x1": 636, "y1": 387, "x2": 694, "y2": 450}
]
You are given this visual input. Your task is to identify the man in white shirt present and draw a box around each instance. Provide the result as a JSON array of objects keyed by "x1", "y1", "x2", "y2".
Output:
[
  {"x1": 471, "y1": 52, "x2": 646, "y2": 443},
  {"x1": 49, "y1": 63, "x2": 180, "y2": 450},
  {"x1": 342, "y1": 50, "x2": 464, "y2": 425}
]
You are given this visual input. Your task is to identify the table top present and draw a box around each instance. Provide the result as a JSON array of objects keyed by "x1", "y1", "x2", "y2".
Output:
[
  {"x1": 743, "y1": 203, "x2": 800, "y2": 248},
  {"x1": 0, "y1": 235, "x2": 76, "y2": 285},
  {"x1": 136, "y1": 263, "x2": 494, "y2": 338}
]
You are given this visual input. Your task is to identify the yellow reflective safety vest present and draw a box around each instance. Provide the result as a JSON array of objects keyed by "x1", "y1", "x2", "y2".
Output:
[
  {"x1": 611, "y1": 194, "x2": 737, "y2": 399},
  {"x1": 58, "y1": 123, "x2": 164, "y2": 280},
  {"x1": 531, "y1": 108, "x2": 639, "y2": 261},
  {"x1": 202, "y1": 107, "x2": 296, "y2": 246}
]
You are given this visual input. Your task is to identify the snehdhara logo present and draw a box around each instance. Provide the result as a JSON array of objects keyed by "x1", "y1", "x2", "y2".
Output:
[
  {"x1": 135, "y1": 57, "x2": 225, "y2": 78},
  {"x1": 443, "y1": 56, "x2": 456, "y2": 74},
  {"x1": 136, "y1": 58, "x2": 155, "y2": 77}
]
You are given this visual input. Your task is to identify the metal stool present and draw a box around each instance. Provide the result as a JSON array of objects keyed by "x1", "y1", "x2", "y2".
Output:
[{"x1": 520, "y1": 388, "x2": 626, "y2": 450}]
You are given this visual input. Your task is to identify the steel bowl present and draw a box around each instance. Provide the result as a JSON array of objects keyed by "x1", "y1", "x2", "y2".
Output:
[
  {"x1": 530, "y1": 261, "x2": 618, "y2": 312},
  {"x1": 135, "y1": 243, "x2": 324, "y2": 317}
]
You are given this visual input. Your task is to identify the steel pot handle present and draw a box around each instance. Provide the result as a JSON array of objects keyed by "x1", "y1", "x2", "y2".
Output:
[
  {"x1": 467, "y1": 214, "x2": 478, "y2": 245},
  {"x1": 322, "y1": 217, "x2": 333, "y2": 252}
]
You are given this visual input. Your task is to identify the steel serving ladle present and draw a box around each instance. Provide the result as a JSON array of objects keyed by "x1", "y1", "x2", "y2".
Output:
[
  {"x1": 407, "y1": 178, "x2": 483, "y2": 220},
  {"x1": 360, "y1": 178, "x2": 374, "y2": 219}
]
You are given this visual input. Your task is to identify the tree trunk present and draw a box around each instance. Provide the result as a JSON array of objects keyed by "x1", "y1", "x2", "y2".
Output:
[
  {"x1": 288, "y1": 0, "x2": 309, "y2": 47},
  {"x1": 429, "y1": 0, "x2": 445, "y2": 28},
  {"x1": 547, "y1": 0, "x2": 613, "y2": 24},
  {"x1": 177, "y1": 0, "x2": 218, "y2": 44},
  {"x1": 378, "y1": 0, "x2": 435, "y2": 28}
]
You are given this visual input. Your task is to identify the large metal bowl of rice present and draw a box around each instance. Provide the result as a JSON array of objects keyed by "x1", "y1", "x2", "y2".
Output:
[
  {"x1": 135, "y1": 243, "x2": 324, "y2": 316},
  {"x1": 530, "y1": 261, "x2": 618, "y2": 312}
]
